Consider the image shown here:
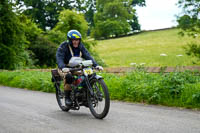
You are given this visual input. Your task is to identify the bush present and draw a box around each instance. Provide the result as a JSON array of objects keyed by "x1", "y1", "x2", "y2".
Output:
[
  {"x1": 29, "y1": 35, "x2": 57, "y2": 68},
  {"x1": 0, "y1": 70, "x2": 54, "y2": 92},
  {"x1": 92, "y1": 0, "x2": 132, "y2": 39},
  {"x1": 2, "y1": 70, "x2": 199, "y2": 108},
  {"x1": 92, "y1": 19, "x2": 130, "y2": 39},
  {"x1": 53, "y1": 9, "x2": 88, "y2": 39},
  {"x1": 46, "y1": 30, "x2": 66, "y2": 45},
  {"x1": 103, "y1": 70, "x2": 200, "y2": 108},
  {"x1": 184, "y1": 42, "x2": 200, "y2": 64}
]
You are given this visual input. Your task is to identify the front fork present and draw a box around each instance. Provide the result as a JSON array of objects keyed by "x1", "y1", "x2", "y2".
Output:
[
  {"x1": 85, "y1": 76, "x2": 94, "y2": 96},
  {"x1": 85, "y1": 74, "x2": 103, "y2": 96}
]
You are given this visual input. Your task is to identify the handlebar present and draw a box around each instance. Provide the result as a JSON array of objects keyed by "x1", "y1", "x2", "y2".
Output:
[
  {"x1": 69, "y1": 67, "x2": 101, "y2": 73},
  {"x1": 69, "y1": 68, "x2": 82, "y2": 72}
]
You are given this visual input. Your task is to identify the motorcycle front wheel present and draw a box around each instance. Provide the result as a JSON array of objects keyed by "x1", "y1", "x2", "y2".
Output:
[{"x1": 88, "y1": 79, "x2": 110, "y2": 119}]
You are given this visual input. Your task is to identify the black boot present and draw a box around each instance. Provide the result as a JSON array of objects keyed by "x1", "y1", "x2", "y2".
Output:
[{"x1": 64, "y1": 90, "x2": 72, "y2": 106}]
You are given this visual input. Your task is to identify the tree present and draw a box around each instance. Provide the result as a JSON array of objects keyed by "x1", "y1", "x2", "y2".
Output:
[
  {"x1": 177, "y1": 0, "x2": 200, "y2": 63},
  {"x1": 48, "y1": 9, "x2": 88, "y2": 44},
  {"x1": 84, "y1": 0, "x2": 96, "y2": 27},
  {"x1": 19, "y1": 15, "x2": 57, "y2": 67},
  {"x1": 71, "y1": 0, "x2": 96, "y2": 27},
  {"x1": 29, "y1": 35, "x2": 57, "y2": 67},
  {"x1": 16, "y1": 0, "x2": 73, "y2": 30},
  {"x1": 177, "y1": 0, "x2": 200, "y2": 37},
  {"x1": 130, "y1": 15, "x2": 140, "y2": 31},
  {"x1": 0, "y1": 0, "x2": 30, "y2": 70},
  {"x1": 19, "y1": 14, "x2": 42, "y2": 44},
  {"x1": 92, "y1": 0, "x2": 134, "y2": 39},
  {"x1": 131, "y1": 0, "x2": 145, "y2": 6}
]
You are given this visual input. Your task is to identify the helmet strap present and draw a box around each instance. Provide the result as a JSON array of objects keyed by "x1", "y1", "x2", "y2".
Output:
[{"x1": 68, "y1": 45, "x2": 82, "y2": 57}]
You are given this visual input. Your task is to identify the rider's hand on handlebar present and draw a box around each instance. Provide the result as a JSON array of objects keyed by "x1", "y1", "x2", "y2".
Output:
[
  {"x1": 95, "y1": 66, "x2": 104, "y2": 71},
  {"x1": 62, "y1": 68, "x2": 70, "y2": 73}
]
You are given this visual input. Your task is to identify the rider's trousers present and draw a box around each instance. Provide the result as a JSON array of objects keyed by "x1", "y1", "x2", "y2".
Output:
[
  {"x1": 58, "y1": 69, "x2": 82, "y2": 91},
  {"x1": 58, "y1": 69, "x2": 71, "y2": 91}
]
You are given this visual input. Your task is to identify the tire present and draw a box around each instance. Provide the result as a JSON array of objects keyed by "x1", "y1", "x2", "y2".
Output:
[
  {"x1": 55, "y1": 82, "x2": 70, "y2": 112},
  {"x1": 88, "y1": 79, "x2": 110, "y2": 119}
]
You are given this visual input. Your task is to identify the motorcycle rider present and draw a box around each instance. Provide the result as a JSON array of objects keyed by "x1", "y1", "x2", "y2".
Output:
[{"x1": 56, "y1": 30, "x2": 103, "y2": 106}]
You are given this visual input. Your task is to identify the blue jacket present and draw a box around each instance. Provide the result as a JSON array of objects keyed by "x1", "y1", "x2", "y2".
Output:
[{"x1": 56, "y1": 41, "x2": 98, "y2": 69}]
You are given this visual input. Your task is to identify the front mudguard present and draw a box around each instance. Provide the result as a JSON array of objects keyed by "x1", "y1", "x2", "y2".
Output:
[
  {"x1": 94, "y1": 75, "x2": 103, "y2": 80},
  {"x1": 88, "y1": 73, "x2": 103, "y2": 81},
  {"x1": 86, "y1": 74, "x2": 103, "y2": 96}
]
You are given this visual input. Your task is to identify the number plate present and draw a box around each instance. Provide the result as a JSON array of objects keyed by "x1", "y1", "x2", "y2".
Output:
[{"x1": 83, "y1": 68, "x2": 93, "y2": 75}]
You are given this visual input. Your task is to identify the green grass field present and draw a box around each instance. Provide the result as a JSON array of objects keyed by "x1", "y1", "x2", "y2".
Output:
[{"x1": 94, "y1": 28, "x2": 200, "y2": 67}]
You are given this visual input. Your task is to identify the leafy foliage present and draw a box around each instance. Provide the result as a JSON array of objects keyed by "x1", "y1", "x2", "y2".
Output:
[
  {"x1": 184, "y1": 42, "x2": 200, "y2": 64},
  {"x1": 0, "y1": 0, "x2": 31, "y2": 70},
  {"x1": 92, "y1": 19, "x2": 131, "y2": 39},
  {"x1": 177, "y1": 0, "x2": 200, "y2": 37},
  {"x1": 53, "y1": 9, "x2": 88, "y2": 39},
  {"x1": 0, "y1": 71, "x2": 54, "y2": 92},
  {"x1": 130, "y1": 15, "x2": 141, "y2": 31},
  {"x1": 18, "y1": 15, "x2": 57, "y2": 68},
  {"x1": 46, "y1": 9, "x2": 89, "y2": 45},
  {"x1": 177, "y1": 0, "x2": 200, "y2": 62},
  {"x1": 104, "y1": 70, "x2": 200, "y2": 108},
  {"x1": 131, "y1": 0, "x2": 146, "y2": 6},
  {"x1": 69, "y1": 0, "x2": 96, "y2": 28},
  {"x1": 15, "y1": 0, "x2": 73, "y2": 30},
  {"x1": 92, "y1": 0, "x2": 141, "y2": 39},
  {"x1": 29, "y1": 35, "x2": 57, "y2": 68},
  {"x1": 0, "y1": 70, "x2": 200, "y2": 108},
  {"x1": 19, "y1": 14, "x2": 42, "y2": 43},
  {"x1": 46, "y1": 30, "x2": 66, "y2": 45}
]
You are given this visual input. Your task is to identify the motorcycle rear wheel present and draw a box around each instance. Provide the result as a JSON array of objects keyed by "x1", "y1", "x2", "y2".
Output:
[
  {"x1": 88, "y1": 79, "x2": 110, "y2": 119},
  {"x1": 55, "y1": 82, "x2": 70, "y2": 112}
]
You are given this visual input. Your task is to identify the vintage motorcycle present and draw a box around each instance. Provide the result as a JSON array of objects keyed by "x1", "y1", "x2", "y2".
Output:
[{"x1": 51, "y1": 59, "x2": 110, "y2": 119}]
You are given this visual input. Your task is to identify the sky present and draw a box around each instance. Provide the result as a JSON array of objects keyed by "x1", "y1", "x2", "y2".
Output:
[{"x1": 135, "y1": 0, "x2": 182, "y2": 30}]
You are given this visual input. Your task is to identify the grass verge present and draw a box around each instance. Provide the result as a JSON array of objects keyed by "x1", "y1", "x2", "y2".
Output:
[{"x1": 0, "y1": 70, "x2": 200, "y2": 109}]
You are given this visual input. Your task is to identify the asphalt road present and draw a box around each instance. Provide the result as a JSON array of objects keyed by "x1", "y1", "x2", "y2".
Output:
[{"x1": 0, "y1": 86, "x2": 200, "y2": 133}]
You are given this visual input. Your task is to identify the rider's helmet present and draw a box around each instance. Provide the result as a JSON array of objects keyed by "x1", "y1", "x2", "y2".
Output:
[{"x1": 67, "y1": 30, "x2": 82, "y2": 41}]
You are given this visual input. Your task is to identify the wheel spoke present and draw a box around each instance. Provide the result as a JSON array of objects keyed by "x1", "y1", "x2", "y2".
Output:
[
  {"x1": 55, "y1": 81, "x2": 70, "y2": 112},
  {"x1": 89, "y1": 79, "x2": 106, "y2": 115}
]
